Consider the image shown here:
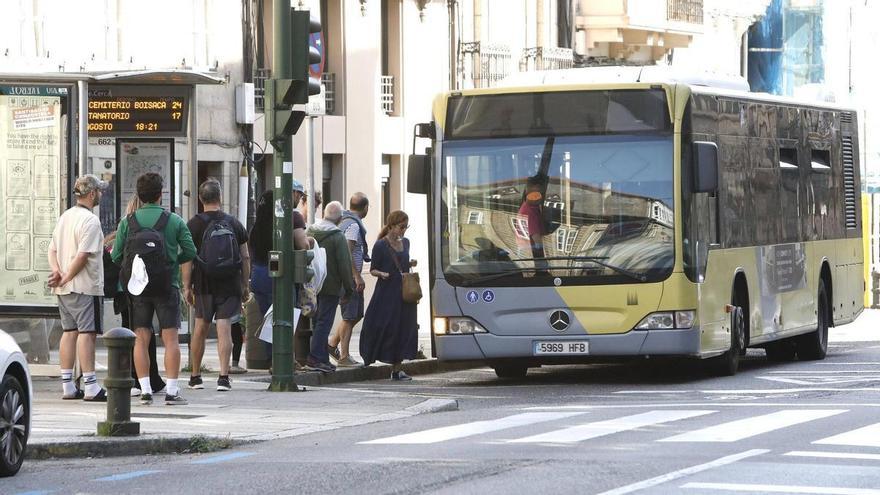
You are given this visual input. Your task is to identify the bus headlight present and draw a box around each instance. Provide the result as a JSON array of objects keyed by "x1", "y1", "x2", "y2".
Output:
[
  {"x1": 433, "y1": 317, "x2": 488, "y2": 335},
  {"x1": 635, "y1": 311, "x2": 695, "y2": 330}
]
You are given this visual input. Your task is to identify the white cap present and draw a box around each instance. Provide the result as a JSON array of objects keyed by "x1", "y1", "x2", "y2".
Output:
[{"x1": 127, "y1": 255, "x2": 149, "y2": 296}]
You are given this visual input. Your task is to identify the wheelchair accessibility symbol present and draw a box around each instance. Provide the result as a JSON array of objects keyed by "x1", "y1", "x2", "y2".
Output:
[
  {"x1": 466, "y1": 290, "x2": 479, "y2": 304},
  {"x1": 482, "y1": 290, "x2": 495, "y2": 303}
]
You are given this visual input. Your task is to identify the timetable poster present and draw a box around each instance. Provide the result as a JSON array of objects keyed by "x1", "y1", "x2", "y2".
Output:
[
  {"x1": 118, "y1": 140, "x2": 173, "y2": 209},
  {"x1": 0, "y1": 92, "x2": 62, "y2": 306}
]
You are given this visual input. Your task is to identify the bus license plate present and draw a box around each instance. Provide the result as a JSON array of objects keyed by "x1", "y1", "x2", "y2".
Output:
[{"x1": 533, "y1": 341, "x2": 590, "y2": 355}]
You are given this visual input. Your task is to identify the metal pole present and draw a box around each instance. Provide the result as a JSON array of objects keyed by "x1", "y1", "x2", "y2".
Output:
[
  {"x1": 307, "y1": 116, "x2": 316, "y2": 223},
  {"x1": 448, "y1": 0, "x2": 457, "y2": 90},
  {"x1": 76, "y1": 80, "x2": 88, "y2": 175},
  {"x1": 270, "y1": 0, "x2": 298, "y2": 391}
]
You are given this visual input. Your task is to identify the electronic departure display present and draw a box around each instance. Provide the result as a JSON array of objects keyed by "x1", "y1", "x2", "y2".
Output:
[{"x1": 87, "y1": 95, "x2": 188, "y2": 136}]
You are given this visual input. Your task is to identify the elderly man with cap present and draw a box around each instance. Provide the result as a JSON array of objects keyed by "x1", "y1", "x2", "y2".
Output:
[{"x1": 47, "y1": 174, "x2": 109, "y2": 402}]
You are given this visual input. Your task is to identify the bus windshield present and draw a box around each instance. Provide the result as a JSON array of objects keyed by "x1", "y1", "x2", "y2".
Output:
[{"x1": 441, "y1": 133, "x2": 674, "y2": 286}]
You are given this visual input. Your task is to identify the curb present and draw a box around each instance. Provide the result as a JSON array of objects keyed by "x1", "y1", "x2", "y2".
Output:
[
  {"x1": 249, "y1": 358, "x2": 483, "y2": 387},
  {"x1": 26, "y1": 397, "x2": 458, "y2": 459},
  {"x1": 27, "y1": 434, "x2": 248, "y2": 460}
]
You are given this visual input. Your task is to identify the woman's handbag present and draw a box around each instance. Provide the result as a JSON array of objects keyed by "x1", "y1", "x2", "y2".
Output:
[{"x1": 388, "y1": 242, "x2": 422, "y2": 304}]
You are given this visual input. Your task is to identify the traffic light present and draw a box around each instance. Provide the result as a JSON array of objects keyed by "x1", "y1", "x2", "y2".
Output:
[
  {"x1": 292, "y1": 249, "x2": 315, "y2": 284},
  {"x1": 265, "y1": 78, "x2": 306, "y2": 149},
  {"x1": 291, "y1": 10, "x2": 322, "y2": 105}
]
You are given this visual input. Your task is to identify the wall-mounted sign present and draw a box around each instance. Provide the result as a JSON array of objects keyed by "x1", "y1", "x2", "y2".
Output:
[
  {"x1": 88, "y1": 85, "x2": 188, "y2": 137},
  {"x1": 0, "y1": 85, "x2": 67, "y2": 311}
]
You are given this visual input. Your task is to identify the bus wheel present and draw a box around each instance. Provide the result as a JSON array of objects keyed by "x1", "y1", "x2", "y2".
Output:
[
  {"x1": 797, "y1": 280, "x2": 829, "y2": 361},
  {"x1": 494, "y1": 365, "x2": 528, "y2": 379},
  {"x1": 764, "y1": 340, "x2": 797, "y2": 362},
  {"x1": 711, "y1": 304, "x2": 744, "y2": 376}
]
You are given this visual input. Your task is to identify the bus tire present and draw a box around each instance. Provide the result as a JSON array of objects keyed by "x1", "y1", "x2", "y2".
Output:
[
  {"x1": 494, "y1": 365, "x2": 528, "y2": 379},
  {"x1": 764, "y1": 340, "x2": 797, "y2": 362},
  {"x1": 710, "y1": 304, "x2": 744, "y2": 376},
  {"x1": 796, "y1": 279, "x2": 829, "y2": 361}
]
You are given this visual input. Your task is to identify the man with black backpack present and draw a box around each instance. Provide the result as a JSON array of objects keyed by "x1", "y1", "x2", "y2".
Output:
[
  {"x1": 112, "y1": 172, "x2": 196, "y2": 406},
  {"x1": 183, "y1": 179, "x2": 250, "y2": 392}
]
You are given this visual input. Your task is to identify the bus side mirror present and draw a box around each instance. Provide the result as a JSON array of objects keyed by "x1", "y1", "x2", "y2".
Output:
[
  {"x1": 407, "y1": 154, "x2": 430, "y2": 194},
  {"x1": 693, "y1": 141, "x2": 718, "y2": 193}
]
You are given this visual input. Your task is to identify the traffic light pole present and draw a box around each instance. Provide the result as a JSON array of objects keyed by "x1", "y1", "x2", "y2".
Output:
[{"x1": 269, "y1": 0, "x2": 298, "y2": 392}]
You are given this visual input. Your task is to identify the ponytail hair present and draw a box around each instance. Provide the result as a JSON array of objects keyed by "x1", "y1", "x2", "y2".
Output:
[{"x1": 378, "y1": 210, "x2": 409, "y2": 240}]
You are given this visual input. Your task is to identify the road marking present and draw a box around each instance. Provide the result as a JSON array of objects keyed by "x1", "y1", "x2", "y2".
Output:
[
  {"x1": 814, "y1": 421, "x2": 880, "y2": 448},
  {"x1": 523, "y1": 402, "x2": 880, "y2": 410},
  {"x1": 508, "y1": 410, "x2": 715, "y2": 444},
  {"x1": 191, "y1": 452, "x2": 255, "y2": 464},
  {"x1": 95, "y1": 470, "x2": 161, "y2": 481},
  {"x1": 766, "y1": 370, "x2": 880, "y2": 373},
  {"x1": 360, "y1": 412, "x2": 586, "y2": 444},
  {"x1": 659, "y1": 409, "x2": 846, "y2": 442},
  {"x1": 785, "y1": 451, "x2": 880, "y2": 461},
  {"x1": 681, "y1": 482, "x2": 880, "y2": 494},
  {"x1": 595, "y1": 449, "x2": 768, "y2": 495}
]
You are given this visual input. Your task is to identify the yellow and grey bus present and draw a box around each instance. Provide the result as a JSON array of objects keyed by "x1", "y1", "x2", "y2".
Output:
[{"x1": 408, "y1": 68, "x2": 864, "y2": 378}]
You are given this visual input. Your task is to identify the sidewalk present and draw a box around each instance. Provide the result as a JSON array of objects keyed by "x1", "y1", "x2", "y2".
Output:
[
  {"x1": 29, "y1": 372, "x2": 458, "y2": 459},
  {"x1": 27, "y1": 336, "x2": 472, "y2": 459}
]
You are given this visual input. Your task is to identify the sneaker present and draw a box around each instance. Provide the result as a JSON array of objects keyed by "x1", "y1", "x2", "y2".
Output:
[
  {"x1": 165, "y1": 393, "x2": 188, "y2": 405},
  {"x1": 217, "y1": 376, "x2": 231, "y2": 392},
  {"x1": 327, "y1": 345, "x2": 341, "y2": 361},
  {"x1": 140, "y1": 393, "x2": 153, "y2": 405},
  {"x1": 229, "y1": 364, "x2": 248, "y2": 374},
  {"x1": 335, "y1": 356, "x2": 362, "y2": 367},
  {"x1": 391, "y1": 370, "x2": 413, "y2": 381},
  {"x1": 131, "y1": 388, "x2": 142, "y2": 398},
  {"x1": 188, "y1": 375, "x2": 204, "y2": 390},
  {"x1": 305, "y1": 359, "x2": 335, "y2": 373}
]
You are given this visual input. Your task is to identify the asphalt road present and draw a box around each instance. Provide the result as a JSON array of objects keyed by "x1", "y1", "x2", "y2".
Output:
[{"x1": 8, "y1": 317, "x2": 880, "y2": 495}]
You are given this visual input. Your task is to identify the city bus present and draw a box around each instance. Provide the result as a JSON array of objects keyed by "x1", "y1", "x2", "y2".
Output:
[{"x1": 407, "y1": 68, "x2": 864, "y2": 378}]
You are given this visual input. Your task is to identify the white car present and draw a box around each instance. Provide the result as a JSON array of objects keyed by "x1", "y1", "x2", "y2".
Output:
[{"x1": 0, "y1": 329, "x2": 31, "y2": 477}]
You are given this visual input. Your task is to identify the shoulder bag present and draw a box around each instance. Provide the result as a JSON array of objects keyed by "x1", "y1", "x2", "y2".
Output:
[{"x1": 387, "y1": 241, "x2": 422, "y2": 304}]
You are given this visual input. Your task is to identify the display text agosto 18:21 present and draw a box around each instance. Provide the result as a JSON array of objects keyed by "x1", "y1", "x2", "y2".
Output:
[{"x1": 86, "y1": 96, "x2": 186, "y2": 135}]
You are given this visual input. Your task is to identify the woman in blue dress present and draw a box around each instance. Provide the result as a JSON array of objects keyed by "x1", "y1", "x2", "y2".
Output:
[{"x1": 360, "y1": 210, "x2": 418, "y2": 381}]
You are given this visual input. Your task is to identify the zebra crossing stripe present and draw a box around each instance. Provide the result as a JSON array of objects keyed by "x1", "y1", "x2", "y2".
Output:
[
  {"x1": 659, "y1": 409, "x2": 847, "y2": 443},
  {"x1": 814, "y1": 421, "x2": 880, "y2": 448},
  {"x1": 508, "y1": 410, "x2": 716, "y2": 444},
  {"x1": 360, "y1": 412, "x2": 586, "y2": 444}
]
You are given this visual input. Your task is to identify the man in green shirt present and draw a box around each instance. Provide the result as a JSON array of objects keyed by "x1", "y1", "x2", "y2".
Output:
[{"x1": 112, "y1": 172, "x2": 196, "y2": 406}]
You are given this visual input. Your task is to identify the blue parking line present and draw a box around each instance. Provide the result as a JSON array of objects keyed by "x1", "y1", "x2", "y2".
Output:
[
  {"x1": 191, "y1": 452, "x2": 255, "y2": 464},
  {"x1": 95, "y1": 470, "x2": 161, "y2": 481}
]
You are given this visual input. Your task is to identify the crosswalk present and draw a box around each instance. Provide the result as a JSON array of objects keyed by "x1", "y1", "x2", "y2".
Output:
[{"x1": 359, "y1": 407, "x2": 880, "y2": 448}]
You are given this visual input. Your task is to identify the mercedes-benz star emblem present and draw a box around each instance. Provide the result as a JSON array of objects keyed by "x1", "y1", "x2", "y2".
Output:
[{"x1": 549, "y1": 310, "x2": 570, "y2": 332}]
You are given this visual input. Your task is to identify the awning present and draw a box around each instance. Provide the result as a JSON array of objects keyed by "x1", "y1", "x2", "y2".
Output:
[{"x1": 89, "y1": 69, "x2": 224, "y2": 85}]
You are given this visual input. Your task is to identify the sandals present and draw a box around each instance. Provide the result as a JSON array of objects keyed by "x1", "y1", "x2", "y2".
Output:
[
  {"x1": 62, "y1": 389, "x2": 85, "y2": 400},
  {"x1": 83, "y1": 389, "x2": 107, "y2": 402}
]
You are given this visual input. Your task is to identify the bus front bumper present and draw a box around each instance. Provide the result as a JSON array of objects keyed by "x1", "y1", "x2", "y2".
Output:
[{"x1": 435, "y1": 327, "x2": 702, "y2": 361}]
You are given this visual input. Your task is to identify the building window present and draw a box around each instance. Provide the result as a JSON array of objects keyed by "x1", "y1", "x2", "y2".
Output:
[
  {"x1": 511, "y1": 217, "x2": 530, "y2": 240},
  {"x1": 556, "y1": 228, "x2": 578, "y2": 253},
  {"x1": 467, "y1": 211, "x2": 484, "y2": 225}
]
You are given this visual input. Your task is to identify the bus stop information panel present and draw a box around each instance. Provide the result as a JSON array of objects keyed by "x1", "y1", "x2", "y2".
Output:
[{"x1": 88, "y1": 85, "x2": 188, "y2": 137}]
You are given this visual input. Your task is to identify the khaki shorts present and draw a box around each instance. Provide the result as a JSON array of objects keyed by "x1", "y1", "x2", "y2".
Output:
[{"x1": 57, "y1": 293, "x2": 103, "y2": 334}]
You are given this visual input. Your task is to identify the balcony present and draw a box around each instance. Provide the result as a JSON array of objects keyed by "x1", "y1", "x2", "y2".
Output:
[
  {"x1": 460, "y1": 42, "x2": 512, "y2": 89},
  {"x1": 575, "y1": 0, "x2": 703, "y2": 61},
  {"x1": 520, "y1": 47, "x2": 574, "y2": 72},
  {"x1": 380, "y1": 75, "x2": 394, "y2": 115}
]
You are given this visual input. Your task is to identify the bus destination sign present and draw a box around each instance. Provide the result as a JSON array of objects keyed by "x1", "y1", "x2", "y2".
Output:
[{"x1": 87, "y1": 94, "x2": 188, "y2": 137}]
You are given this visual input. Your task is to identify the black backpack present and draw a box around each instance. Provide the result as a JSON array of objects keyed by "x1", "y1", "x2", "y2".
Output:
[
  {"x1": 195, "y1": 213, "x2": 242, "y2": 279},
  {"x1": 120, "y1": 211, "x2": 172, "y2": 296}
]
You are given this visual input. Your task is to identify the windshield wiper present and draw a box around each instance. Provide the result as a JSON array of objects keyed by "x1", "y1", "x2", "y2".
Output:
[
  {"x1": 458, "y1": 256, "x2": 647, "y2": 286},
  {"x1": 460, "y1": 267, "x2": 549, "y2": 286},
  {"x1": 541, "y1": 256, "x2": 648, "y2": 282}
]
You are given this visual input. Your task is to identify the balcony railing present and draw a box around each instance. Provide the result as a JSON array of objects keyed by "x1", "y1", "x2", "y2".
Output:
[
  {"x1": 520, "y1": 47, "x2": 573, "y2": 72},
  {"x1": 460, "y1": 41, "x2": 512, "y2": 88},
  {"x1": 380, "y1": 75, "x2": 394, "y2": 115},
  {"x1": 322, "y1": 72, "x2": 336, "y2": 115},
  {"x1": 667, "y1": 0, "x2": 703, "y2": 24},
  {"x1": 253, "y1": 68, "x2": 271, "y2": 112}
]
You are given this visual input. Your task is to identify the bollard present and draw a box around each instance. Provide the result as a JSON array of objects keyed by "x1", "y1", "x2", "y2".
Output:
[{"x1": 97, "y1": 327, "x2": 140, "y2": 436}]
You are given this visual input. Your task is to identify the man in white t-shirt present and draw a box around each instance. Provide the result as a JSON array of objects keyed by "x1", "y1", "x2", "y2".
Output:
[{"x1": 48, "y1": 174, "x2": 108, "y2": 402}]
